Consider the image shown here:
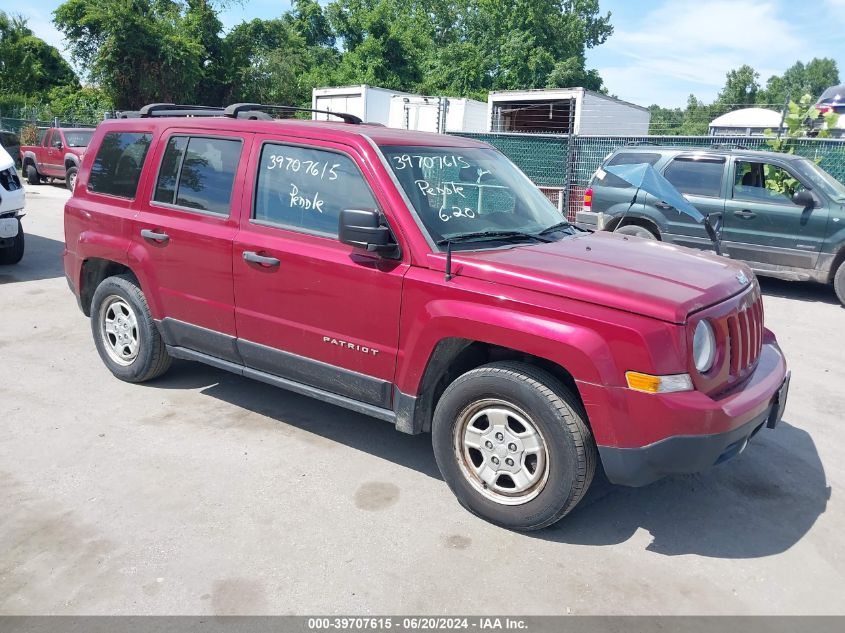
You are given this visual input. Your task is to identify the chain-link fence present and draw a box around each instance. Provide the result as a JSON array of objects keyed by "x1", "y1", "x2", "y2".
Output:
[
  {"x1": 456, "y1": 131, "x2": 845, "y2": 220},
  {"x1": 0, "y1": 116, "x2": 98, "y2": 136}
]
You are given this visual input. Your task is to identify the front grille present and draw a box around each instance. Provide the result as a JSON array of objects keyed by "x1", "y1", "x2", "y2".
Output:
[
  {"x1": 725, "y1": 291, "x2": 764, "y2": 379},
  {"x1": 0, "y1": 166, "x2": 21, "y2": 192}
]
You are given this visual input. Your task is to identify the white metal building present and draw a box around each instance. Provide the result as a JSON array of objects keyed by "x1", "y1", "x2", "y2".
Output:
[
  {"x1": 708, "y1": 108, "x2": 783, "y2": 136},
  {"x1": 387, "y1": 95, "x2": 487, "y2": 133},
  {"x1": 487, "y1": 88, "x2": 650, "y2": 135},
  {"x1": 311, "y1": 85, "x2": 411, "y2": 125}
]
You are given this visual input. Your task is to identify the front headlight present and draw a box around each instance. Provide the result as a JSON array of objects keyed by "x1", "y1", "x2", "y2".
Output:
[{"x1": 693, "y1": 320, "x2": 716, "y2": 373}]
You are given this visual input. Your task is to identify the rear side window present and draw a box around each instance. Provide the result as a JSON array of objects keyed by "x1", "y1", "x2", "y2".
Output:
[
  {"x1": 597, "y1": 152, "x2": 661, "y2": 188},
  {"x1": 253, "y1": 143, "x2": 378, "y2": 237},
  {"x1": 663, "y1": 158, "x2": 724, "y2": 197},
  {"x1": 153, "y1": 136, "x2": 242, "y2": 215},
  {"x1": 88, "y1": 132, "x2": 152, "y2": 199}
]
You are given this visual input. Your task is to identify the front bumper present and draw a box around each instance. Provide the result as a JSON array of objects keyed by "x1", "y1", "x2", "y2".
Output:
[
  {"x1": 579, "y1": 336, "x2": 788, "y2": 487},
  {"x1": 599, "y1": 371, "x2": 789, "y2": 486}
]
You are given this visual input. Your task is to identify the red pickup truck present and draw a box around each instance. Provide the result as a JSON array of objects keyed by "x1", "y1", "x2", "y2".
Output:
[
  {"x1": 62, "y1": 103, "x2": 790, "y2": 530},
  {"x1": 20, "y1": 127, "x2": 94, "y2": 191}
]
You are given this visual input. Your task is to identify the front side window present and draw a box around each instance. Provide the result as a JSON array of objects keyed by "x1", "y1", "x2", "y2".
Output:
[
  {"x1": 153, "y1": 136, "x2": 242, "y2": 215},
  {"x1": 733, "y1": 161, "x2": 805, "y2": 204},
  {"x1": 253, "y1": 143, "x2": 378, "y2": 237},
  {"x1": 663, "y1": 158, "x2": 724, "y2": 198},
  {"x1": 381, "y1": 145, "x2": 567, "y2": 248},
  {"x1": 88, "y1": 132, "x2": 152, "y2": 199}
]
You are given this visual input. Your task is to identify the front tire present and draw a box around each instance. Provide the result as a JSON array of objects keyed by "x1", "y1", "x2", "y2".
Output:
[
  {"x1": 90, "y1": 274, "x2": 172, "y2": 382},
  {"x1": 65, "y1": 166, "x2": 78, "y2": 192},
  {"x1": 26, "y1": 164, "x2": 41, "y2": 186},
  {"x1": 432, "y1": 361, "x2": 596, "y2": 531},
  {"x1": 0, "y1": 220, "x2": 24, "y2": 265},
  {"x1": 834, "y1": 260, "x2": 845, "y2": 307}
]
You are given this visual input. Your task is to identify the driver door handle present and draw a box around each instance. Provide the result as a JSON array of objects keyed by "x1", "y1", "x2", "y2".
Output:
[
  {"x1": 243, "y1": 250, "x2": 281, "y2": 267},
  {"x1": 140, "y1": 228, "x2": 170, "y2": 243},
  {"x1": 734, "y1": 209, "x2": 757, "y2": 219}
]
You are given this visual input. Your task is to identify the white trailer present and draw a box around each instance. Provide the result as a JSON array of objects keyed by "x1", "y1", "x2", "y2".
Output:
[
  {"x1": 387, "y1": 95, "x2": 488, "y2": 133},
  {"x1": 311, "y1": 85, "x2": 410, "y2": 125},
  {"x1": 487, "y1": 88, "x2": 650, "y2": 135}
]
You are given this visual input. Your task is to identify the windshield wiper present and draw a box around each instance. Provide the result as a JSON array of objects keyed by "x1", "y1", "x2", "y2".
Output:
[
  {"x1": 436, "y1": 230, "x2": 554, "y2": 245},
  {"x1": 538, "y1": 221, "x2": 575, "y2": 235}
]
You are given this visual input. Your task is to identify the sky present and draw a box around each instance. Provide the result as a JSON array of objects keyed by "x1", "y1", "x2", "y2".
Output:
[{"x1": 7, "y1": 0, "x2": 845, "y2": 109}]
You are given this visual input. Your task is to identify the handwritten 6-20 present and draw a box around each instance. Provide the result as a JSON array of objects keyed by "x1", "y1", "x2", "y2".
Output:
[{"x1": 266, "y1": 154, "x2": 340, "y2": 181}]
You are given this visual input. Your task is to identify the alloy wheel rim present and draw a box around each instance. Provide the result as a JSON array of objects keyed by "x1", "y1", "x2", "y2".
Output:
[
  {"x1": 453, "y1": 398, "x2": 550, "y2": 505},
  {"x1": 99, "y1": 295, "x2": 140, "y2": 366}
]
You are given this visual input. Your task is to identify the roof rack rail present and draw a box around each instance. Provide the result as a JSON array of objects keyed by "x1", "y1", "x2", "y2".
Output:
[
  {"x1": 137, "y1": 103, "x2": 225, "y2": 118},
  {"x1": 224, "y1": 103, "x2": 362, "y2": 124},
  {"x1": 710, "y1": 143, "x2": 748, "y2": 150}
]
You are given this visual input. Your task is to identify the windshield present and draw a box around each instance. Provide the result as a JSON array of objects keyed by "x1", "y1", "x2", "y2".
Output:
[
  {"x1": 381, "y1": 146, "x2": 568, "y2": 249},
  {"x1": 64, "y1": 130, "x2": 93, "y2": 148},
  {"x1": 793, "y1": 159, "x2": 845, "y2": 202}
]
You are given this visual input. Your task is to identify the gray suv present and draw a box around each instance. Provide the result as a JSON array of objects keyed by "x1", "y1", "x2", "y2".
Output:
[{"x1": 577, "y1": 146, "x2": 845, "y2": 305}]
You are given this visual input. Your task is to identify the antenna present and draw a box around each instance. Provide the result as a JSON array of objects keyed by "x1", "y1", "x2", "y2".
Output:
[{"x1": 445, "y1": 240, "x2": 453, "y2": 281}]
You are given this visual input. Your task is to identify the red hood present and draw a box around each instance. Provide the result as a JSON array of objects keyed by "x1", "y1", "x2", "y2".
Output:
[{"x1": 432, "y1": 232, "x2": 751, "y2": 323}]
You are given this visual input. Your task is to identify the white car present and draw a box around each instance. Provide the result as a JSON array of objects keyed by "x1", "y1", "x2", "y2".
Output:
[{"x1": 0, "y1": 143, "x2": 25, "y2": 264}]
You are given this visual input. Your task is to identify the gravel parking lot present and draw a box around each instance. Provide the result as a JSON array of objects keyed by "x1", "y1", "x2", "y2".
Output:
[{"x1": 1, "y1": 185, "x2": 843, "y2": 615}]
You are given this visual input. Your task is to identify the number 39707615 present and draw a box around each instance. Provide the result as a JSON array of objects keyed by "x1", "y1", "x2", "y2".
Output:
[{"x1": 266, "y1": 154, "x2": 339, "y2": 181}]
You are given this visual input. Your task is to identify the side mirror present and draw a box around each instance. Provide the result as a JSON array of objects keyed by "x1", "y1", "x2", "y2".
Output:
[
  {"x1": 792, "y1": 189, "x2": 815, "y2": 207},
  {"x1": 54, "y1": 140, "x2": 63, "y2": 150},
  {"x1": 339, "y1": 209, "x2": 399, "y2": 257}
]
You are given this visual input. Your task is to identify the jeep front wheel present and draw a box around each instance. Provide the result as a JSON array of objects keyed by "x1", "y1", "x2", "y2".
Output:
[
  {"x1": 432, "y1": 361, "x2": 596, "y2": 531},
  {"x1": 90, "y1": 274, "x2": 172, "y2": 382}
]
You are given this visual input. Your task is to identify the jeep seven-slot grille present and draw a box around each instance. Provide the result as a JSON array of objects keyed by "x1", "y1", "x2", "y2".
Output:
[
  {"x1": 0, "y1": 166, "x2": 21, "y2": 192},
  {"x1": 725, "y1": 292, "x2": 764, "y2": 379}
]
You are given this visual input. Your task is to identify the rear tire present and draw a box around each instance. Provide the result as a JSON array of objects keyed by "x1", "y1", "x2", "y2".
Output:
[
  {"x1": 432, "y1": 361, "x2": 596, "y2": 531},
  {"x1": 834, "y1": 260, "x2": 845, "y2": 307},
  {"x1": 90, "y1": 274, "x2": 172, "y2": 383},
  {"x1": 0, "y1": 220, "x2": 24, "y2": 265},
  {"x1": 26, "y1": 164, "x2": 40, "y2": 186},
  {"x1": 65, "y1": 166, "x2": 78, "y2": 192},
  {"x1": 615, "y1": 224, "x2": 657, "y2": 240}
]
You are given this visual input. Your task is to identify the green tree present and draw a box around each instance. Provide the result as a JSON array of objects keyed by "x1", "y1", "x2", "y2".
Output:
[
  {"x1": 0, "y1": 11, "x2": 78, "y2": 96},
  {"x1": 54, "y1": 0, "x2": 207, "y2": 109},
  {"x1": 717, "y1": 64, "x2": 759, "y2": 107},
  {"x1": 759, "y1": 58, "x2": 840, "y2": 105}
]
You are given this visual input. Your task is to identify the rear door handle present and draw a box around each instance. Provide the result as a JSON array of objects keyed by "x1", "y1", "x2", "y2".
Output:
[
  {"x1": 734, "y1": 209, "x2": 757, "y2": 219},
  {"x1": 140, "y1": 228, "x2": 169, "y2": 243},
  {"x1": 243, "y1": 250, "x2": 280, "y2": 267}
]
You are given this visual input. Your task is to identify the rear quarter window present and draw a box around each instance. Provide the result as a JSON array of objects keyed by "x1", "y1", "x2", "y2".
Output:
[
  {"x1": 596, "y1": 152, "x2": 662, "y2": 188},
  {"x1": 88, "y1": 132, "x2": 152, "y2": 199}
]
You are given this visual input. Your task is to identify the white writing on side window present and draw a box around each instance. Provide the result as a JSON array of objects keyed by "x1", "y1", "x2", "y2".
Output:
[
  {"x1": 289, "y1": 184, "x2": 324, "y2": 213},
  {"x1": 267, "y1": 154, "x2": 339, "y2": 181}
]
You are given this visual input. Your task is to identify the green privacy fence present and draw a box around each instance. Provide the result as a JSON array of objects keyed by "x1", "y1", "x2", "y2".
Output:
[
  {"x1": 0, "y1": 116, "x2": 97, "y2": 136},
  {"x1": 455, "y1": 131, "x2": 845, "y2": 218}
]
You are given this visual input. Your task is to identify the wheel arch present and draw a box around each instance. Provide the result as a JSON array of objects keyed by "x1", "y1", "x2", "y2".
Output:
[
  {"x1": 78, "y1": 257, "x2": 136, "y2": 316},
  {"x1": 408, "y1": 337, "x2": 587, "y2": 435},
  {"x1": 606, "y1": 214, "x2": 662, "y2": 238}
]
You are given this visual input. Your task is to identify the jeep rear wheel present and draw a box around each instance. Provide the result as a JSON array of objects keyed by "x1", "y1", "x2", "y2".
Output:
[
  {"x1": 90, "y1": 274, "x2": 172, "y2": 382},
  {"x1": 834, "y1": 260, "x2": 845, "y2": 307},
  {"x1": 26, "y1": 164, "x2": 41, "y2": 186},
  {"x1": 432, "y1": 361, "x2": 596, "y2": 531}
]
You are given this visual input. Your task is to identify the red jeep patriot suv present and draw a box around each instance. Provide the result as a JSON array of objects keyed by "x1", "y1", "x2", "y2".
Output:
[{"x1": 63, "y1": 103, "x2": 790, "y2": 530}]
